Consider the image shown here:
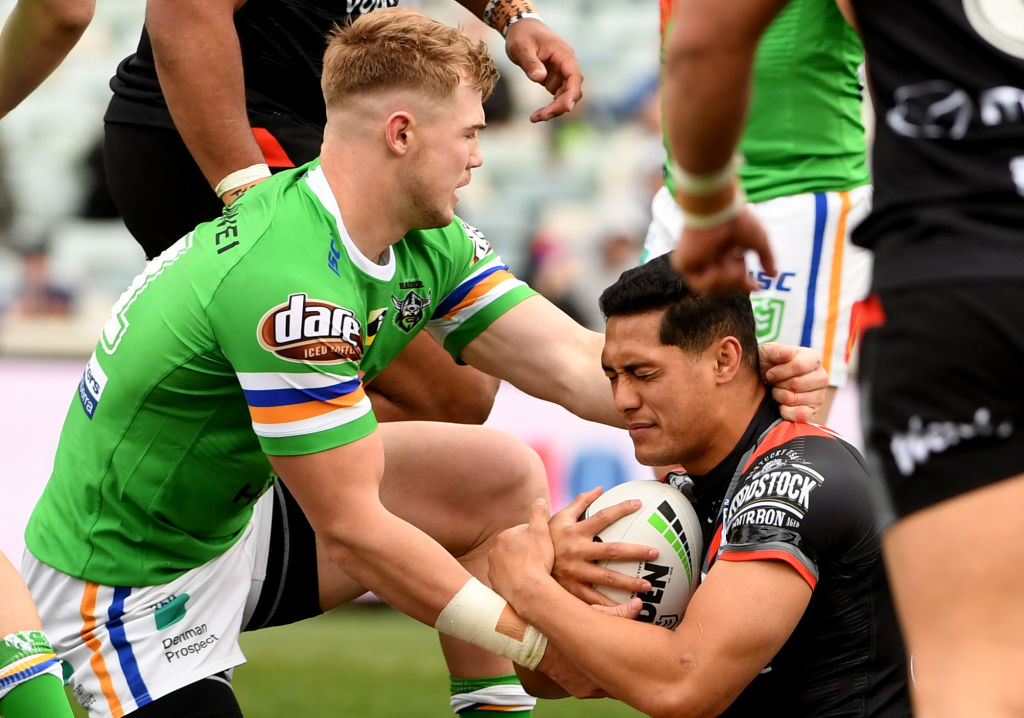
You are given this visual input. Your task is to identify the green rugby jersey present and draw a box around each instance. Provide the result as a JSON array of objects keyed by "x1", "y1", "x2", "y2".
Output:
[
  {"x1": 661, "y1": 0, "x2": 869, "y2": 202},
  {"x1": 25, "y1": 160, "x2": 534, "y2": 586}
]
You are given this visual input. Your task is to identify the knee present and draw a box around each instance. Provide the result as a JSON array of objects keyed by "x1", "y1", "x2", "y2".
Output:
[{"x1": 487, "y1": 434, "x2": 549, "y2": 522}]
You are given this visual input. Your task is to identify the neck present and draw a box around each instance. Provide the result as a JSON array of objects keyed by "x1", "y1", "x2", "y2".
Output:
[
  {"x1": 681, "y1": 379, "x2": 767, "y2": 475},
  {"x1": 320, "y1": 143, "x2": 409, "y2": 262}
]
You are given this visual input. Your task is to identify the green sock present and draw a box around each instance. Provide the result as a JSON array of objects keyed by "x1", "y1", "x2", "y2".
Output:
[
  {"x1": 449, "y1": 673, "x2": 535, "y2": 716},
  {"x1": 0, "y1": 674, "x2": 74, "y2": 718}
]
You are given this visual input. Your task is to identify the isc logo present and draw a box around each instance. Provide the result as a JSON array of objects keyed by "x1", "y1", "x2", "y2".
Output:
[
  {"x1": 258, "y1": 293, "x2": 363, "y2": 364},
  {"x1": 750, "y1": 270, "x2": 796, "y2": 292}
]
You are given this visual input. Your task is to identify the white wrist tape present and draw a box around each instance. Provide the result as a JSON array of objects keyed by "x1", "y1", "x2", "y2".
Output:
[
  {"x1": 684, "y1": 184, "x2": 748, "y2": 230},
  {"x1": 668, "y1": 154, "x2": 742, "y2": 196},
  {"x1": 214, "y1": 163, "x2": 271, "y2": 197},
  {"x1": 435, "y1": 578, "x2": 548, "y2": 670}
]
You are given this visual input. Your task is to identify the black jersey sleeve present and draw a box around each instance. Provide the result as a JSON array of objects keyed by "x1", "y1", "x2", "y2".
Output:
[{"x1": 718, "y1": 423, "x2": 877, "y2": 590}]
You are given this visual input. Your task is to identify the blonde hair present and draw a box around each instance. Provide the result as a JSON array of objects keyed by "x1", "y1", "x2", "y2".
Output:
[{"x1": 322, "y1": 8, "x2": 499, "y2": 110}]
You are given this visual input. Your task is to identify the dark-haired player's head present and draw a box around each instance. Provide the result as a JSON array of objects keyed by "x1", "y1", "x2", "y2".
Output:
[
  {"x1": 598, "y1": 254, "x2": 763, "y2": 471},
  {"x1": 599, "y1": 254, "x2": 759, "y2": 371}
]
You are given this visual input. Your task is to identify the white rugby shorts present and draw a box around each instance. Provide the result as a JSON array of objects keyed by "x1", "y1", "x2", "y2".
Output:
[
  {"x1": 22, "y1": 490, "x2": 275, "y2": 717},
  {"x1": 642, "y1": 184, "x2": 873, "y2": 387}
]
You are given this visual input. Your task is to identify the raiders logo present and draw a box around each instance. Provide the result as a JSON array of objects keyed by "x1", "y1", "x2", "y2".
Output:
[
  {"x1": 258, "y1": 293, "x2": 363, "y2": 364},
  {"x1": 391, "y1": 289, "x2": 432, "y2": 332}
]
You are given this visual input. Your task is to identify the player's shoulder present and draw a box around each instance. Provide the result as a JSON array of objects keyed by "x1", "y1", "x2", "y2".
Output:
[{"x1": 403, "y1": 217, "x2": 492, "y2": 262}]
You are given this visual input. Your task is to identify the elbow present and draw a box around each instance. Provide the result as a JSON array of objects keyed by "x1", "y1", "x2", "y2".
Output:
[
  {"x1": 43, "y1": 0, "x2": 94, "y2": 35},
  {"x1": 628, "y1": 680, "x2": 725, "y2": 718}
]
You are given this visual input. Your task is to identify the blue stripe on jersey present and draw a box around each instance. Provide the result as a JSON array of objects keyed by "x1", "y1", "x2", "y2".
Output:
[
  {"x1": 801, "y1": 193, "x2": 828, "y2": 347},
  {"x1": 0, "y1": 658, "x2": 60, "y2": 690},
  {"x1": 433, "y1": 264, "x2": 507, "y2": 319},
  {"x1": 243, "y1": 377, "x2": 361, "y2": 408},
  {"x1": 108, "y1": 587, "x2": 152, "y2": 708}
]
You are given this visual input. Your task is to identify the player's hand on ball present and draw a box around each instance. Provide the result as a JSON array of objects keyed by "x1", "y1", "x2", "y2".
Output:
[
  {"x1": 760, "y1": 343, "x2": 828, "y2": 422},
  {"x1": 550, "y1": 487, "x2": 658, "y2": 607}
]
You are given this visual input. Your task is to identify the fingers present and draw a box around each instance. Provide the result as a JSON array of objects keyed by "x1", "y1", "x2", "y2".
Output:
[
  {"x1": 773, "y1": 386, "x2": 826, "y2": 423},
  {"x1": 551, "y1": 487, "x2": 604, "y2": 527},
  {"x1": 504, "y1": 21, "x2": 582, "y2": 122},
  {"x1": 577, "y1": 497, "x2": 643, "y2": 535},
  {"x1": 529, "y1": 497, "x2": 552, "y2": 531},
  {"x1": 571, "y1": 561, "x2": 652, "y2": 597},
  {"x1": 591, "y1": 597, "x2": 643, "y2": 621}
]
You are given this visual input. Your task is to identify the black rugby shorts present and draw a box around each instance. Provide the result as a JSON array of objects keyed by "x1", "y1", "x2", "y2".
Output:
[{"x1": 859, "y1": 281, "x2": 1024, "y2": 523}]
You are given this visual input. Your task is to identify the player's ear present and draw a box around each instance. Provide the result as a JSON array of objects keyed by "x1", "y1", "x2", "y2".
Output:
[
  {"x1": 385, "y1": 111, "x2": 413, "y2": 155},
  {"x1": 713, "y1": 336, "x2": 743, "y2": 384}
]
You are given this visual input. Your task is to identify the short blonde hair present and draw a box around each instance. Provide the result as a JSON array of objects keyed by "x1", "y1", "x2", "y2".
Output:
[{"x1": 322, "y1": 8, "x2": 499, "y2": 110}]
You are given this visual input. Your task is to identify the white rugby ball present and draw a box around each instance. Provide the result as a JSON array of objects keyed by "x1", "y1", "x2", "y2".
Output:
[{"x1": 584, "y1": 479, "x2": 703, "y2": 630}]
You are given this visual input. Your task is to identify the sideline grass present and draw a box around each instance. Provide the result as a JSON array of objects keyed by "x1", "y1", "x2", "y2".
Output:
[{"x1": 69, "y1": 603, "x2": 644, "y2": 717}]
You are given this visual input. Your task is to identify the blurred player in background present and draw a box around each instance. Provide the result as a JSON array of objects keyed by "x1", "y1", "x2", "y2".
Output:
[
  {"x1": 661, "y1": 0, "x2": 1024, "y2": 715},
  {"x1": 642, "y1": 0, "x2": 871, "y2": 423},
  {"x1": 103, "y1": 0, "x2": 584, "y2": 430},
  {"x1": 23, "y1": 10, "x2": 829, "y2": 717},
  {"x1": 490, "y1": 256, "x2": 909, "y2": 717}
]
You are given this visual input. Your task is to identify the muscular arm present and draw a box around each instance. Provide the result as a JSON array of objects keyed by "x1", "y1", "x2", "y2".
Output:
[
  {"x1": 269, "y1": 432, "x2": 479, "y2": 627},
  {"x1": 0, "y1": 0, "x2": 93, "y2": 119},
  {"x1": 461, "y1": 294, "x2": 623, "y2": 427},
  {"x1": 365, "y1": 332, "x2": 499, "y2": 424},
  {"x1": 662, "y1": 0, "x2": 786, "y2": 175},
  {"x1": 490, "y1": 503, "x2": 812, "y2": 718},
  {"x1": 146, "y1": 0, "x2": 266, "y2": 198},
  {"x1": 461, "y1": 296, "x2": 826, "y2": 426}
]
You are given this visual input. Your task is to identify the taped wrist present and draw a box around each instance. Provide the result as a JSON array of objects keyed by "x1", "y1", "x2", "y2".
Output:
[
  {"x1": 0, "y1": 631, "x2": 63, "y2": 703},
  {"x1": 214, "y1": 163, "x2": 271, "y2": 197},
  {"x1": 483, "y1": 0, "x2": 542, "y2": 37},
  {"x1": 435, "y1": 578, "x2": 548, "y2": 670}
]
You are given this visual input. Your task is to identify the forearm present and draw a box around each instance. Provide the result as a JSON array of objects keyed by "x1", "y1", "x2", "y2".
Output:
[
  {"x1": 661, "y1": 0, "x2": 786, "y2": 174},
  {"x1": 461, "y1": 296, "x2": 623, "y2": 427},
  {"x1": 320, "y1": 499, "x2": 475, "y2": 625},
  {"x1": 146, "y1": 0, "x2": 263, "y2": 191},
  {"x1": 0, "y1": 0, "x2": 93, "y2": 118},
  {"x1": 510, "y1": 574, "x2": 698, "y2": 717}
]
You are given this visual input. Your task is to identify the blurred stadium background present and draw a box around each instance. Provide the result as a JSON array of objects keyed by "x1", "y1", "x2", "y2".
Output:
[{"x1": 0, "y1": 1, "x2": 860, "y2": 714}]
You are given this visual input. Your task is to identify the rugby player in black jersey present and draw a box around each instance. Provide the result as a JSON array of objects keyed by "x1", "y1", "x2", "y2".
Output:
[
  {"x1": 489, "y1": 256, "x2": 910, "y2": 718},
  {"x1": 659, "y1": 1, "x2": 1024, "y2": 715}
]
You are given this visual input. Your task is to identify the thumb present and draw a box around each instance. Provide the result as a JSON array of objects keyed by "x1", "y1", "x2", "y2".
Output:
[{"x1": 530, "y1": 498, "x2": 551, "y2": 529}]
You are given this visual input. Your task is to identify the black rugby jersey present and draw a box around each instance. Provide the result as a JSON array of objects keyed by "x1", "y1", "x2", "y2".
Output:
[
  {"x1": 105, "y1": 0, "x2": 400, "y2": 130},
  {"x1": 850, "y1": 0, "x2": 1024, "y2": 290},
  {"x1": 682, "y1": 398, "x2": 910, "y2": 718}
]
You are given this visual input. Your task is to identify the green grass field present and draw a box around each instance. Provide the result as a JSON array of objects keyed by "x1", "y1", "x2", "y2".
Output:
[{"x1": 69, "y1": 604, "x2": 645, "y2": 717}]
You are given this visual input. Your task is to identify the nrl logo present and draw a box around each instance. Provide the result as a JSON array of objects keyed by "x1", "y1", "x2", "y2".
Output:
[
  {"x1": 391, "y1": 289, "x2": 432, "y2": 332},
  {"x1": 258, "y1": 293, "x2": 363, "y2": 364},
  {"x1": 751, "y1": 298, "x2": 784, "y2": 343}
]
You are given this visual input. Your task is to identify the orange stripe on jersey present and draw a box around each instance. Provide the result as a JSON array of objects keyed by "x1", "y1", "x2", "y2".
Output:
[
  {"x1": 822, "y1": 191, "x2": 852, "y2": 377},
  {"x1": 442, "y1": 269, "x2": 514, "y2": 319},
  {"x1": 718, "y1": 549, "x2": 818, "y2": 590},
  {"x1": 248, "y1": 386, "x2": 366, "y2": 424},
  {"x1": 741, "y1": 422, "x2": 839, "y2": 474},
  {"x1": 251, "y1": 127, "x2": 295, "y2": 168},
  {"x1": 80, "y1": 582, "x2": 124, "y2": 717}
]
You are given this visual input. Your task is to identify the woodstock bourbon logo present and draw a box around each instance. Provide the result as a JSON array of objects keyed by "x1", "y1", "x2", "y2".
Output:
[
  {"x1": 391, "y1": 289, "x2": 432, "y2": 332},
  {"x1": 258, "y1": 293, "x2": 363, "y2": 364}
]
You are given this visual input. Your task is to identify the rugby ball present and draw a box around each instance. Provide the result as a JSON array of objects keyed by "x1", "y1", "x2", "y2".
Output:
[{"x1": 584, "y1": 479, "x2": 703, "y2": 630}]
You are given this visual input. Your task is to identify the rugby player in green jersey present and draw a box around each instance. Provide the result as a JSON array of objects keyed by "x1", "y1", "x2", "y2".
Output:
[{"x1": 22, "y1": 10, "x2": 827, "y2": 717}]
